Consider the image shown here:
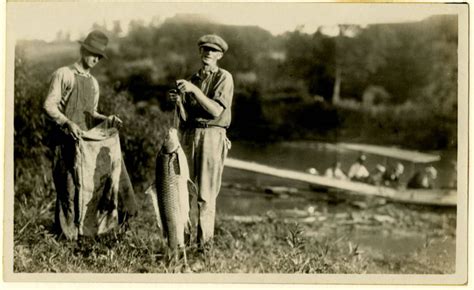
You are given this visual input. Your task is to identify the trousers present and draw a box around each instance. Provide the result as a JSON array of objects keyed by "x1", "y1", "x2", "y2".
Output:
[{"x1": 181, "y1": 127, "x2": 230, "y2": 245}]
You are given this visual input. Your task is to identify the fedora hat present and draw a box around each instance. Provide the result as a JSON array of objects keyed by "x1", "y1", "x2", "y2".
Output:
[{"x1": 78, "y1": 30, "x2": 109, "y2": 58}]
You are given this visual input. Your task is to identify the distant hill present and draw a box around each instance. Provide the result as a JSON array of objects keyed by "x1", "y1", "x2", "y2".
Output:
[
  {"x1": 17, "y1": 14, "x2": 455, "y2": 68},
  {"x1": 165, "y1": 13, "x2": 217, "y2": 25},
  {"x1": 16, "y1": 40, "x2": 78, "y2": 65}
]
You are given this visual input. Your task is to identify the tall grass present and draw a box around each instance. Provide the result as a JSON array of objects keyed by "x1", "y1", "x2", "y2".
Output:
[
  {"x1": 13, "y1": 196, "x2": 371, "y2": 274},
  {"x1": 13, "y1": 175, "x2": 456, "y2": 274}
]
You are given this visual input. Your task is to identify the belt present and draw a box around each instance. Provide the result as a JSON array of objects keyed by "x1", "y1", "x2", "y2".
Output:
[{"x1": 188, "y1": 122, "x2": 227, "y2": 129}]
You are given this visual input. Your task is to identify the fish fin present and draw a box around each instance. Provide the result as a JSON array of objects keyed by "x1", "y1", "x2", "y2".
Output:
[
  {"x1": 174, "y1": 151, "x2": 183, "y2": 175},
  {"x1": 144, "y1": 184, "x2": 155, "y2": 196},
  {"x1": 144, "y1": 183, "x2": 163, "y2": 231}
]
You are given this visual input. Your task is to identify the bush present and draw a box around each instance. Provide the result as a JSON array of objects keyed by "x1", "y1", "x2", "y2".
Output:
[
  {"x1": 336, "y1": 102, "x2": 457, "y2": 150},
  {"x1": 98, "y1": 85, "x2": 173, "y2": 184}
]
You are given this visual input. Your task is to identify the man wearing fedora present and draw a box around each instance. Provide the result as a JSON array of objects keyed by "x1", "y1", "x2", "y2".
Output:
[
  {"x1": 43, "y1": 30, "x2": 132, "y2": 240},
  {"x1": 170, "y1": 34, "x2": 233, "y2": 251}
]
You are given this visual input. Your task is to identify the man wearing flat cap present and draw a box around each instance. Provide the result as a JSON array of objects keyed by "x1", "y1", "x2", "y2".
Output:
[
  {"x1": 170, "y1": 34, "x2": 233, "y2": 250},
  {"x1": 44, "y1": 30, "x2": 135, "y2": 240}
]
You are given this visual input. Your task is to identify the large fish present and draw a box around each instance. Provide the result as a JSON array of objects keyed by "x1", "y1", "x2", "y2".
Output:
[{"x1": 145, "y1": 127, "x2": 194, "y2": 256}]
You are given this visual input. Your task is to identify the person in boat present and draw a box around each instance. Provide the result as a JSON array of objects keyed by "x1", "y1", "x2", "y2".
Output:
[
  {"x1": 383, "y1": 162, "x2": 405, "y2": 187},
  {"x1": 306, "y1": 167, "x2": 319, "y2": 175},
  {"x1": 367, "y1": 164, "x2": 386, "y2": 186},
  {"x1": 324, "y1": 161, "x2": 347, "y2": 180},
  {"x1": 407, "y1": 166, "x2": 437, "y2": 189},
  {"x1": 348, "y1": 154, "x2": 370, "y2": 182}
]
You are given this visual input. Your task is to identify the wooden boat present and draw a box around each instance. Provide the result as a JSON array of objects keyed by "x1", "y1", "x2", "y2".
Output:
[
  {"x1": 338, "y1": 143, "x2": 441, "y2": 163},
  {"x1": 224, "y1": 158, "x2": 456, "y2": 207}
]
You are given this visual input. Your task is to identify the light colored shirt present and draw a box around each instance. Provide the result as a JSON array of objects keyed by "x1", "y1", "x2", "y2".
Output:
[
  {"x1": 185, "y1": 66, "x2": 234, "y2": 128},
  {"x1": 348, "y1": 163, "x2": 369, "y2": 179},
  {"x1": 407, "y1": 172, "x2": 435, "y2": 189},
  {"x1": 43, "y1": 62, "x2": 100, "y2": 126},
  {"x1": 324, "y1": 168, "x2": 347, "y2": 180}
]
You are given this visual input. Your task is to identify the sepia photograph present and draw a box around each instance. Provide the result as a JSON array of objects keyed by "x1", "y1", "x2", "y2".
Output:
[{"x1": 2, "y1": 1, "x2": 469, "y2": 285}]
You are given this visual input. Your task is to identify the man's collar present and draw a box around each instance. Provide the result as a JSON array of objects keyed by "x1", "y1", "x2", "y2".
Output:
[
  {"x1": 199, "y1": 65, "x2": 219, "y2": 77},
  {"x1": 73, "y1": 61, "x2": 91, "y2": 77}
]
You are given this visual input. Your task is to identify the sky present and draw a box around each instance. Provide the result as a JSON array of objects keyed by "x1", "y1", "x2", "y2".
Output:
[{"x1": 7, "y1": 2, "x2": 461, "y2": 42}]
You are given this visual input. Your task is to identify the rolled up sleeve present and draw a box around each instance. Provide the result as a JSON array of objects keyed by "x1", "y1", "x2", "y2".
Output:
[
  {"x1": 211, "y1": 71, "x2": 233, "y2": 109},
  {"x1": 43, "y1": 68, "x2": 71, "y2": 126}
]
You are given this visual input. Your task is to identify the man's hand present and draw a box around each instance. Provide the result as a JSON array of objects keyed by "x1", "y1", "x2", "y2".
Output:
[
  {"x1": 65, "y1": 120, "x2": 83, "y2": 141},
  {"x1": 168, "y1": 89, "x2": 182, "y2": 103},
  {"x1": 107, "y1": 115, "x2": 123, "y2": 129},
  {"x1": 168, "y1": 89, "x2": 188, "y2": 121},
  {"x1": 176, "y1": 80, "x2": 198, "y2": 94},
  {"x1": 177, "y1": 79, "x2": 223, "y2": 117}
]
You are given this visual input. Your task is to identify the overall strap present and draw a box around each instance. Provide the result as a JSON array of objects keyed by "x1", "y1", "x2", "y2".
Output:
[{"x1": 63, "y1": 72, "x2": 96, "y2": 131}]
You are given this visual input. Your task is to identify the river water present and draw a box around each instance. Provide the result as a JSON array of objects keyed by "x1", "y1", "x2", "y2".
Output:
[
  {"x1": 224, "y1": 141, "x2": 456, "y2": 187},
  {"x1": 216, "y1": 141, "x2": 457, "y2": 270}
]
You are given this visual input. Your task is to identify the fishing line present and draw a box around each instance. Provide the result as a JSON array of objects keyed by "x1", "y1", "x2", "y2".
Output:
[{"x1": 173, "y1": 103, "x2": 179, "y2": 129}]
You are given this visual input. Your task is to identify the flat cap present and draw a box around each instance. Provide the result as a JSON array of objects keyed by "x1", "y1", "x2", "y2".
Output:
[{"x1": 198, "y1": 34, "x2": 228, "y2": 53}]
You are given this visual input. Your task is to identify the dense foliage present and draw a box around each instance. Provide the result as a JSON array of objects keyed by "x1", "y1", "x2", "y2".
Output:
[
  {"x1": 16, "y1": 15, "x2": 458, "y2": 157},
  {"x1": 13, "y1": 12, "x2": 458, "y2": 202}
]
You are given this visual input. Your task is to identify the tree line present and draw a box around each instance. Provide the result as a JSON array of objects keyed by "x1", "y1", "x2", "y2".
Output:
[
  {"x1": 14, "y1": 14, "x2": 458, "y2": 186},
  {"x1": 100, "y1": 14, "x2": 458, "y2": 147}
]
